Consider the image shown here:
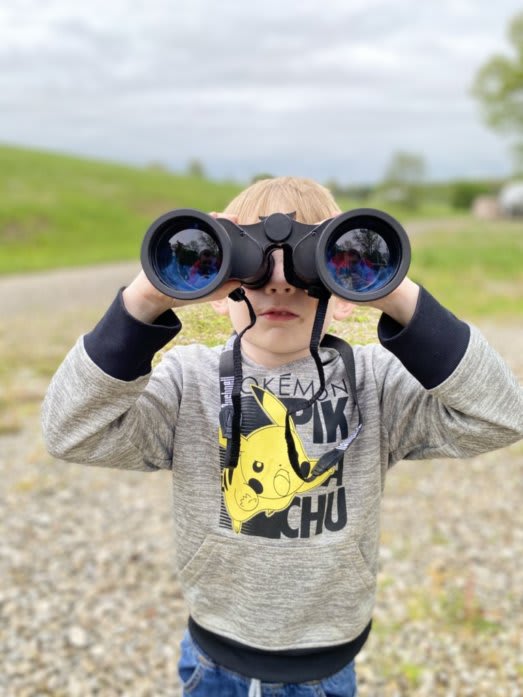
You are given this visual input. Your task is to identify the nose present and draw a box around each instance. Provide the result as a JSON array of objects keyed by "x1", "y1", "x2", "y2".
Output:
[{"x1": 264, "y1": 250, "x2": 295, "y2": 295}]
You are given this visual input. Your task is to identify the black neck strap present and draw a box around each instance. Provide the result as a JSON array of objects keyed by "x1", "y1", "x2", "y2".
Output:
[
  {"x1": 219, "y1": 288, "x2": 257, "y2": 471},
  {"x1": 219, "y1": 292, "x2": 363, "y2": 481}
]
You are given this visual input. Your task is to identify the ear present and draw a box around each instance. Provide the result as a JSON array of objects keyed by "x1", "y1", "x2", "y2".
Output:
[
  {"x1": 211, "y1": 298, "x2": 230, "y2": 316},
  {"x1": 332, "y1": 298, "x2": 355, "y2": 321}
]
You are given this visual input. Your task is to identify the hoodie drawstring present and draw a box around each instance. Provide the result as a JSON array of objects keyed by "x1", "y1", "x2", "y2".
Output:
[{"x1": 248, "y1": 677, "x2": 262, "y2": 697}]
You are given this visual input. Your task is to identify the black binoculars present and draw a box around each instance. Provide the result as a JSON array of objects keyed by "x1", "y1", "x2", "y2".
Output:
[{"x1": 141, "y1": 208, "x2": 411, "y2": 302}]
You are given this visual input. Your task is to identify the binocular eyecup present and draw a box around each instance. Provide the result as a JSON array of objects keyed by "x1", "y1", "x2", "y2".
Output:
[{"x1": 140, "y1": 207, "x2": 411, "y2": 303}]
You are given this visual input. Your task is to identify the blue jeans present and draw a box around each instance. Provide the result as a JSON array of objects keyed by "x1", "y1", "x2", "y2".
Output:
[{"x1": 178, "y1": 631, "x2": 358, "y2": 697}]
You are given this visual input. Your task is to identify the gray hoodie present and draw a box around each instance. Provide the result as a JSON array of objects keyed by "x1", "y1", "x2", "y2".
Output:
[{"x1": 41, "y1": 291, "x2": 522, "y2": 653}]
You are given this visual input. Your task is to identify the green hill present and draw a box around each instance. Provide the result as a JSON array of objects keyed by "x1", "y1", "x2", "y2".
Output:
[
  {"x1": 1, "y1": 144, "x2": 521, "y2": 320},
  {"x1": 0, "y1": 144, "x2": 242, "y2": 273}
]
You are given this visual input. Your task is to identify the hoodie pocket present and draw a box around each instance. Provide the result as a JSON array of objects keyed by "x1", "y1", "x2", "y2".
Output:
[{"x1": 179, "y1": 534, "x2": 376, "y2": 651}]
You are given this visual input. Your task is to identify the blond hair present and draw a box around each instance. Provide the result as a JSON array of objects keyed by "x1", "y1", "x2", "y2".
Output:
[{"x1": 224, "y1": 176, "x2": 341, "y2": 225}]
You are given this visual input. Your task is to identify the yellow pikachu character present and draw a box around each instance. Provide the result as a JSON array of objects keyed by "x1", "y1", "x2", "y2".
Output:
[{"x1": 220, "y1": 385, "x2": 335, "y2": 533}]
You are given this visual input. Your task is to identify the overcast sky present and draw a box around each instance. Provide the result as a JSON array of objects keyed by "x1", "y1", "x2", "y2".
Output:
[{"x1": 1, "y1": 0, "x2": 522, "y2": 184}]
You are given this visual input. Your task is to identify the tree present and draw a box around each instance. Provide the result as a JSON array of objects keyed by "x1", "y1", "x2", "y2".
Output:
[
  {"x1": 379, "y1": 151, "x2": 426, "y2": 209},
  {"x1": 471, "y1": 11, "x2": 523, "y2": 172},
  {"x1": 186, "y1": 158, "x2": 206, "y2": 178}
]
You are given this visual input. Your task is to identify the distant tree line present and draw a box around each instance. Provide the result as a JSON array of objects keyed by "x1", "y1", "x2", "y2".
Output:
[{"x1": 325, "y1": 155, "x2": 502, "y2": 212}]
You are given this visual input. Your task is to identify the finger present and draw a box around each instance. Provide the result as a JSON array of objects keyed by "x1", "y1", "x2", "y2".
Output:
[{"x1": 209, "y1": 211, "x2": 239, "y2": 223}]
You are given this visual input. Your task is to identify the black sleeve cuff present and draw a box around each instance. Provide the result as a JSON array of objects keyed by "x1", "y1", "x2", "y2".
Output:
[
  {"x1": 377, "y1": 286, "x2": 471, "y2": 389},
  {"x1": 83, "y1": 289, "x2": 182, "y2": 381}
]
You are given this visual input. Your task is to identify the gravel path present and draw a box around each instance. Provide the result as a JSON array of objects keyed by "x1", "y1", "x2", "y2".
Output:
[{"x1": 1, "y1": 266, "x2": 522, "y2": 697}]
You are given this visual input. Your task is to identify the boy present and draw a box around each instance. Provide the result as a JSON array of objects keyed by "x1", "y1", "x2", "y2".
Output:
[{"x1": 42, "y1": 176, "x2": 522, "y2": 697}]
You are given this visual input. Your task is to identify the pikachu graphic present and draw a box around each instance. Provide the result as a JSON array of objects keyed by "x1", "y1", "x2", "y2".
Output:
[{"x1": 220, "y1": 385, "x2": 336, "y2": 533}]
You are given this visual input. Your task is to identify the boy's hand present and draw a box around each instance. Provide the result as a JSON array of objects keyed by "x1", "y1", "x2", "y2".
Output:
[
  {"x1": 364, "y1": 277, "x2": 420, "y2": 326},
  {"x1": 122, "y1": 212, "x2": 241, "y2": 323}
]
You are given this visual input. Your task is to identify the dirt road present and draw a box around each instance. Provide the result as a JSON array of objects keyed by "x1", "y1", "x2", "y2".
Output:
[{"x1": 0, "y1": 261, "x2": 140, "y2": 318}]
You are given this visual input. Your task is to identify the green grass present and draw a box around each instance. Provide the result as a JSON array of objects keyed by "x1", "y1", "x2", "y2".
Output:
[
  {"x1": 336, "y1": 194, "x2": 461, "y2": 222},
  {"x1": 411, "y1": 219, "x2": 523, "y2": 319},
  {"x1": 0, "y1": 144, "x2": 242, "y2": 273}
]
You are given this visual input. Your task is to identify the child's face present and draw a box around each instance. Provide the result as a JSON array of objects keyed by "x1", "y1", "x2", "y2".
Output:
[{"x1": 212, "y1": 249, "x2": 353, "y2": 368}]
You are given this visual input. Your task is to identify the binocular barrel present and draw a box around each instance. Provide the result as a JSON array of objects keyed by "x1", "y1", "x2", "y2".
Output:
[{"x1": 140, "y1": 208, "x2": 411, "y2": 302}]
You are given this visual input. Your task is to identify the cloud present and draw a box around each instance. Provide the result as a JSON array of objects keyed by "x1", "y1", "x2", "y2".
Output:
[{"x1": 1, "y1": 0, "x2": 521, "y2": 182}]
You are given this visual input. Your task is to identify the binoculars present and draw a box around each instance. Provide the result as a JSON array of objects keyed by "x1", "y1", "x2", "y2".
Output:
[{"x1": 141, "y1": 207, "x2": 411, "y2": 302}]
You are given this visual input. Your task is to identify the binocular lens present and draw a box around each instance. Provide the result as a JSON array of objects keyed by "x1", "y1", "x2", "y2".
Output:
[
  {"x1": 152, "y1": 218, "x2": 223, "y2": 293},
  {"x1": 324, "y1": 227, "x2": 397, "y2": 294}
]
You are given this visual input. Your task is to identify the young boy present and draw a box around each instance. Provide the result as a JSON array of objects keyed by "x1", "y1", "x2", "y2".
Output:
[{"x1": 42, "y1": 177, "x2": 522, "y2": 697}]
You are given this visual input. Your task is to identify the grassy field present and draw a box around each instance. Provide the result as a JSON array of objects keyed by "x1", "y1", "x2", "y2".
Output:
[
  {"x1": 0, "y1": 144, "x2": 242, "y2": 272},
  {"x1": 412, "y1": 218, "x2": 523, "y2": 319},
  {"x1": 1, "y1": 144, "x2": 522, "y2": 320}
]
